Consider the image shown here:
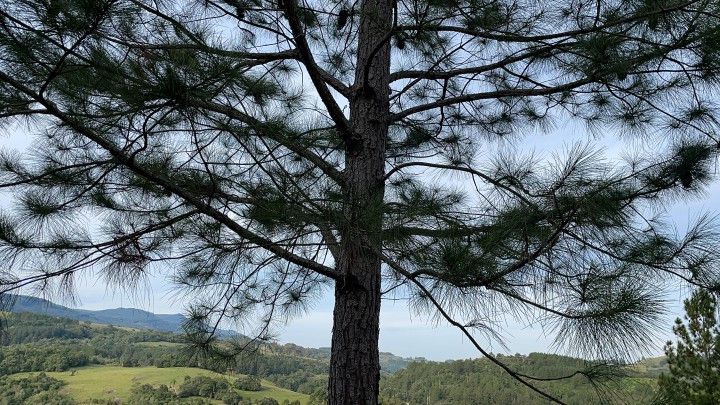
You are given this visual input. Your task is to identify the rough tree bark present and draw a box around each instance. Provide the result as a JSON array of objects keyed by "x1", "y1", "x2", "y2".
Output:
[{"x1": 329, "y1": 0, "x2": 393, "y2": 404}]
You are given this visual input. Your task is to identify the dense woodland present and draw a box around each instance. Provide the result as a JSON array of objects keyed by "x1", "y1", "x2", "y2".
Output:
[
  {"x1": 379, "y1": 355, "x2": 659, "y2": 404},
  {"x1": 0, "y1": 312, "x2": 667, "y2": 404},
  {"x1": 0, "y1": 373, "x2": 75, "y2": 405}
]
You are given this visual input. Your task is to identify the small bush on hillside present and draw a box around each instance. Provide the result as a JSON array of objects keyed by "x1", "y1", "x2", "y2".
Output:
[{"x1": 234, "y1": 375, "x2": 262, "y2": 391}]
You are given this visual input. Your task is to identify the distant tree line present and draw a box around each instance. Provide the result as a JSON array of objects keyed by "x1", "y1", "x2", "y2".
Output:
[
  {"x1": 0, "y1": 342, "x2": 92, "y2": 374},
  {"x1": 379, "y1": 353, "x2": 658, "y2": 405}
]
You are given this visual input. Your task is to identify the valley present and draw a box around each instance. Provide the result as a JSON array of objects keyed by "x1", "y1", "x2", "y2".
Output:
[{"x1": 0, "y1": 295, "x2": 669, "y2": 404}]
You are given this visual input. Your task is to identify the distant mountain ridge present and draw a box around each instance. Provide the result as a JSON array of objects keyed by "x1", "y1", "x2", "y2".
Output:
[
  {"x1": 2, "y1": 294, "x2": 418, "y2": 372},
  {"x1": 2, "y1": 294, "x2": 231, "y2": 335}
]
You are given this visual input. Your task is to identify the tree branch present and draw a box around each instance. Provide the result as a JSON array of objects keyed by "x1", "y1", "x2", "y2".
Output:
[
  {"x1": 281, "y1": 0, "x2": 351, "y2": 139},
  {"x1": 0, "y1": 70, "x2": 338, "y2": 280},
  {"x1": 391, "y1": 78, "x2": 594, "y2": 121},
  {"x1": 380, "y1": 254, "x2": 568, "y2": 405}
]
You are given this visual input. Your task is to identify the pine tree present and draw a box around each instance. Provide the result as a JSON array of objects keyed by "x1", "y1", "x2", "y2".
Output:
[
  {"x1": 1, "y1": 1, "x2": 720, "y2": 404},
  {"x1": 657, "y1": 290, "x2": 720, "y2": 405}
]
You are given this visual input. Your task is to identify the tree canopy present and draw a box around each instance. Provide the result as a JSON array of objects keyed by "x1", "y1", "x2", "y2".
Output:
[
  {"x1": 656, "y1": 289, "x2": 720, "y2": 404},
  {"x1": 1, "y1": 0, "x2": 720, "y2": 403}
]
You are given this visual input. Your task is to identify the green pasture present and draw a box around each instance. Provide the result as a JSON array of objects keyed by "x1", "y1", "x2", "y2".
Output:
[{"x1": 13, "y1": 365, "x2": 309, "y2": 404}]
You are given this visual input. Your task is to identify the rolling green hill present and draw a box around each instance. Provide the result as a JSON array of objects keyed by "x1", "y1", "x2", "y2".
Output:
[
  {"x1": 2, "y1": 295, "x2": 415, "y2": 374},
  {"x1": 11, "y1": 366, "x2": 309, "y2": 404},
  {"x1": 0, "y1": 311, "x2": 322, "y2": 404},
  {"x1": 0, "y1": 305, "x2": 669, "y2": 404}
]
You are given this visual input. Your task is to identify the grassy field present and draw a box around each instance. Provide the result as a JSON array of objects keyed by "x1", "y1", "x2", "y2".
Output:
[{"x1": 14, "y1": 365, "x2": 309, "y2": 404}]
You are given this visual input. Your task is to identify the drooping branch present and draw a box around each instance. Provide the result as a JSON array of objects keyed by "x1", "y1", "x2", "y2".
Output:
[
  {"x1": 380, "y1": 253, "x2": 569, "y2": 405},
  {"x1": 0, "y1": 70, "x2": 339, "y2": 280}
]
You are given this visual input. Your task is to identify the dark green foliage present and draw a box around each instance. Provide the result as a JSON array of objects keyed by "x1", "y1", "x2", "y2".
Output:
[
  {"x1": 128, "y1": 384, "x2": 198, "y2": 405},
  {"x1": 0, "y1": 343, "x2": 91, "y2": 374},
  {"x1": 222, "y1": 389, "x2": 244, "y2": 405},
  {"x1": 235, "y1": 375, "x2": 262, "y2": 391},
  {"x1": 126, "y1": 379, "x2": 286, "y2": 405},
  {"x1": 177, "y1": 375, "x2": 230, "y2": 399},
  {"x1": 380, "y1": 354, "x2": 658, "y2": 405},
  {"x1": 126, "y1": 381, "x2": 276, "y2": 404},
  {"x1": 335, "y1": 9, "x2": 349, "y2": 31},
  {"x1": 656, "y1": 290, "x2": 720, "y2": 404},
  {"x1": 0, "y1": 373, "x2": 75, "y2": 405},
  {"x1": 173, "y1": 375, "x2": 284, "y2": 405},
  {"x1": 643, "y1": 141, "x2": 716, "y2": 190},
  {"x1": 0, "y1": 312, "x2": 92, "y2": 344}
]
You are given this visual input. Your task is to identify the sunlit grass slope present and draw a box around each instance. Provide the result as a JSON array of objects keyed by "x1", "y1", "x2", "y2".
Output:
[{"x1": 14, "y1": 365, "x2": 309, "y2": 404}]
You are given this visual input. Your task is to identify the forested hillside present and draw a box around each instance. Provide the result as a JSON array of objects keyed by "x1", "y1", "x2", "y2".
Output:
[
  {"x1": 379, "y1": 354, "x2": 660, "y2": 404},
  {"x1": 0, "y1": 311, "x2": 665, "y2": 404},
  {"x1": 0, "y1": 312, "x2": 327, "y2": 391},
  {"x1": 0, "y1": 311, "x2": 325, "y2": 403},
  {"x1": 3, "y1": 295, "x2": 416, "y2": 373}
]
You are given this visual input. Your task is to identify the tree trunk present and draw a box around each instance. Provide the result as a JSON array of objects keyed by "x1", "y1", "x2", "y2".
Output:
[{"x1": 329, "y1": 1, "x2": 392, "y2": 404}]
